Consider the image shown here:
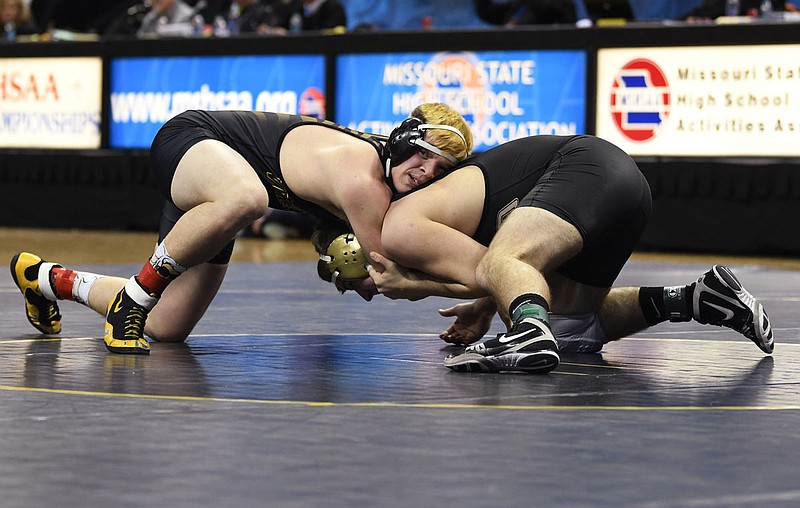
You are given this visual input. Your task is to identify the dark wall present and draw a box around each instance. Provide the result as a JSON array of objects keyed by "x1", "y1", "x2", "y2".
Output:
[
  {"x1": 638, "y1": 161, "x2": 800, "y2": 256},
  {"x1": 0, "y1": 150, "x2": 161, "y2": 231}
]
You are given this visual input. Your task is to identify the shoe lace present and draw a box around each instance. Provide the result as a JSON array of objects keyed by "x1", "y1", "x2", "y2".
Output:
[
  {"x1": 44, "y1": 303, "x2": 59, "y2": 323},
  {"x1": 124, "y1": 306, "x2": 147, "y2": 339},
  {"x1": 25, "y1": 287, "x2": 57, "y2": 323}
]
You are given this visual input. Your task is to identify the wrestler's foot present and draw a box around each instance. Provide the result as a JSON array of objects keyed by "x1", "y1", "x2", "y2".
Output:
[
  {"x1": 104, "y1": 277, "x2": 156, "y2": 355},
  {"x1": 10, "y1": 252, "x2": 61, "y2": 334},
  {"x1": 444, "y1": 317, "x2": 560, "y2": 373},
  {"x1": 693, "y1": 265, "x2": 773, "y2": 354}
]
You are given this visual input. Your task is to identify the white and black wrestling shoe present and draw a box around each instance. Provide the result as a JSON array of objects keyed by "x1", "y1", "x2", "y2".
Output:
[
  {"x1": 693, "y1": 265, "x2": 773, "y2": 354},
  {"x1": 444, "y1": 317, "x2": 560, "y2": 373}
]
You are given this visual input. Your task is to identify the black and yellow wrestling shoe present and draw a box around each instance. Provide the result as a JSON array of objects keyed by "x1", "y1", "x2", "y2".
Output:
[
  {"x1": 10, "y1": 252, "x2": 62, "y2": 335},
  {"x1": 104, "y1": 277, "x2": 157, "y2": 355}
]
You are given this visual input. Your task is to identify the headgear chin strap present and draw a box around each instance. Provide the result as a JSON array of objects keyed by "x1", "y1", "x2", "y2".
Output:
[{"x1": 384, "y1": 117, "x2": 468, "y2": 178}]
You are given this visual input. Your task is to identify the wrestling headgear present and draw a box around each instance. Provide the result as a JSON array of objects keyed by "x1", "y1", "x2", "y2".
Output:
[
  {"x1": 317, "y1": 233, "x2": 369, "y2": 283},
  {"x1": 384, "y1": 117, "x2": 468, "y2": 179}
]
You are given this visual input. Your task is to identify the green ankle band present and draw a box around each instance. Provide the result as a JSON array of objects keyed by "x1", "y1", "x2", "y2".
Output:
[{"x1": 511, "y1": 303, "x2": 550, "y2": 327}]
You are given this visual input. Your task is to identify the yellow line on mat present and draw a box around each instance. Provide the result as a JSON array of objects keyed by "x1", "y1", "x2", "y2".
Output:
[{"x1": 1, "y1": 385, "x2": 798, "y2": 411}]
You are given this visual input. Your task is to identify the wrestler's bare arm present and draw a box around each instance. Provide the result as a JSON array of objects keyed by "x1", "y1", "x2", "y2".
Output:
[
  {"x1": 379, "y1": 166, "x2": 487, "y2": 299},
  {"x1": 281, "y1": 126, "x2": 389, "y2": 258},
  {"x1": 335, "y1": 173, "x2": 392, "y2": 262},
  {"x1": 380, "y1": 217, "x2": 486, "y2": 299}
]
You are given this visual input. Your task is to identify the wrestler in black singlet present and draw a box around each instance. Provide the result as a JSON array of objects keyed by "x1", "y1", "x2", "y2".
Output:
[
  {"x1": 149, "y1": 110, "x2": 385, "y2": 263},
  {"x1": 433, "y1": 135, "x2": 651, "y2": 288}
]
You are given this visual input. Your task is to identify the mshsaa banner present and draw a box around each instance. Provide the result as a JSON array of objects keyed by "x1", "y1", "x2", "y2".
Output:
[
  {"x1": 110, "y1": 55, "x2": 326, "y2": 149},
  {"x1": 597, "y1": 45, "x2": 800, "y2": 157},
  {"x1": 0, "y1": 57, "x2": 101, "y2": 149},
  {"x1": 336, "y1": 50, "x2": 586, "y2": 152}
]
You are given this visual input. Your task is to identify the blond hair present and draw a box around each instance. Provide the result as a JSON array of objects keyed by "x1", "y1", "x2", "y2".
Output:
[{"x1": 411, "y1": 103, "x2": 473, "y2": 162}]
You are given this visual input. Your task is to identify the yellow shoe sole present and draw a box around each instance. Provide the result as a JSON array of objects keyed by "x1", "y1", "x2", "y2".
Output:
[{"x1": 103, "y1": 334, "x2": 151, "y2": 354}]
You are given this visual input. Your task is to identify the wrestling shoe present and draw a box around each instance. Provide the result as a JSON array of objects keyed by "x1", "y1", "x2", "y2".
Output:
[
  {"x1": 693, "y1": 265, "x2": 773, "y2": 354},
  {"x1": 10, "y1": 252, "x2": 61, "y2": 335},
  {"x1": 104, "y1": 278, "x2": 156, "y2": 355},
  {"x1": 444, "y1": 317, "x2": 560, "y2": 373}
]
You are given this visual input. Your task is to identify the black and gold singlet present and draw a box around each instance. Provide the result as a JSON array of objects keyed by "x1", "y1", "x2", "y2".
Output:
[{"x1": 149, "y1": 109, "x2": 386, "y2": 221}]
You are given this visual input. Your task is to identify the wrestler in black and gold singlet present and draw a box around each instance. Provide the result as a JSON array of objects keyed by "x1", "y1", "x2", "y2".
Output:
[{"x1": 149, "y1": 110, "x2": 385, "y2": 263}]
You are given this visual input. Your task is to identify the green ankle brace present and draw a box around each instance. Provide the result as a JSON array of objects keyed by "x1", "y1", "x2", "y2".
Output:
[{"x1": 511, "y1": 303, "x2": 551, "y2": 327}]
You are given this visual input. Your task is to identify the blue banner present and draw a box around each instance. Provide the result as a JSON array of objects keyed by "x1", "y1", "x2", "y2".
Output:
[
  {"x1": 336, "y1": 50, "x2": 586, "y2": 152},
  {"x1": 110, "y1": 55, "x2": 326, "y2": 149}
]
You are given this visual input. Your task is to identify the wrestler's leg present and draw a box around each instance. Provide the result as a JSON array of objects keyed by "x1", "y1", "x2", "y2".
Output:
[
  {"x1": 166, "y1": 139, "x2": 269, "y2": 266},
  {"x1": 144, "y1": 262, "x2": 227, "y2": 342},
  {"x1": 14, "y1": 254, "x2": 227, "y2": 344},
  {"x1": 444, "y1": 208, "x2": 581, "y2": 373},
  {"x1": 597, "y1": 287, "x2": 649, "y2": 340},
  {"x1": 571, "y1": 272, "x2": 771, "y2": 355},
  {"x1": 105, "y1": 140, "x2": 268, "y2": 353},
  {"x1": 601, "y1": 271, "x2": 773, "y2": 354},
  {"x1": 9, "y1": 251, "x2": 125, "y2": 335},
  {"x1": 476, "y1": 207, "x2": 583, "y2": 321}
]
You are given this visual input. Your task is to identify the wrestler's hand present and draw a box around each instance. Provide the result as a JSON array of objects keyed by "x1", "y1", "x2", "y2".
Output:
[
  {"x1": 438, "y1": 298, "x2": 496, "y2": 345},
  {"x1": 367, "y1": 252, "x2": 428, "y2": 301}
]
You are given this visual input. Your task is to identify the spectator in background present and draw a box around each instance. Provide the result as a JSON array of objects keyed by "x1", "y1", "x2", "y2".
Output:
[
  {"x1": 627, "y1": 0, "x2": 698, "y2": 20},
  {"x1": 103, "y1": 1, "x2": 151, "y2": 37},
  {"x1": 1, "y1": 0, "x2": 40, "y2": 38},
  {"x1": 137, "y1": 0, "x2": 194, "y2": 36},
  {"x1": 30, "y1": 0, "x2": 131, "y2": 34},
  {"x1": 473, "y1": 0, "x2": 577, "y2": 25},
  {"x1": 228, "y1": 0, "x2": 295, "y2": 34},
  {"x1": 681, "y1": 0, "x2": 783, "y2": 19},
  {"x1": 297, "y1": 0, "x2": 346, "y2": 31}
]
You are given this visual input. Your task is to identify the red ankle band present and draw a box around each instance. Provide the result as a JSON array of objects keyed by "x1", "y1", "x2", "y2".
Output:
[
  {"x1": 136, "y1": 262, "x2": 170, "y2": 295},
  {"x1": 51, "y1": 268, "x2": 77, "y2": 301}
]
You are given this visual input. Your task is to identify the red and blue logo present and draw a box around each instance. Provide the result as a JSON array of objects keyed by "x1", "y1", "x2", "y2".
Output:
[
  {"x1": 610, "y1": 59, "x2": 670, "y2": 142},
  {"x1": 299, "y1": 87, "x2": 326, "y2": 119}
]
